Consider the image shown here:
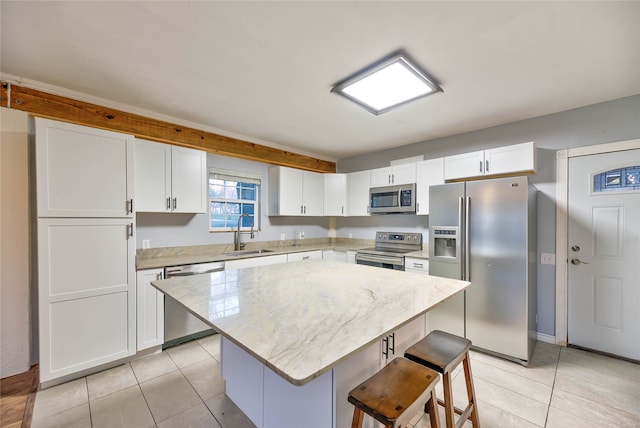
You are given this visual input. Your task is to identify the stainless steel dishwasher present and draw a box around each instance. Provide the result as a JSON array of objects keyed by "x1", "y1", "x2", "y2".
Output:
[{"x1": 163, "y1": 261, "x2": 225, "y2": 347}]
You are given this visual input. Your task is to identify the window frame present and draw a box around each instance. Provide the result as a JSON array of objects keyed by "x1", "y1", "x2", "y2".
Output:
[{"x1": 208, "y1": 168, "x2": 261, "y2": 233}]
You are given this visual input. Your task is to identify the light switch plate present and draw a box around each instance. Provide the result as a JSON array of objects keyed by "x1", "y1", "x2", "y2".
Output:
[{"x1": 541, "y1": 253, "x2": 556, "y2": 265}]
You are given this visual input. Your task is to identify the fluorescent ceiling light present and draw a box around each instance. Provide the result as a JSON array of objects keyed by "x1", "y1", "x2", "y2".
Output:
[{"x1": 331, "y1": 52, "x2": 442, "y2": 115}]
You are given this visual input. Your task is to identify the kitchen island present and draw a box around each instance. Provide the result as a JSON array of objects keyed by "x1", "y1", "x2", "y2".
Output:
[{"x1": 152, "y1": 260, "x2": 469, "y2": 428}]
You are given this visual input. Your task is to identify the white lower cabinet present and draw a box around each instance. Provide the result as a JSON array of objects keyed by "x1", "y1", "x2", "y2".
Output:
[
  {"x1": 287, "y1": 250, "x2": 323, "y2": 262},
  {"x1": 404, "y1": 257, "x2": 429, "y2": 274},
  {"x1": 222, "y1": 315, "x2": 427, "y2": 428},
  {"x1": 136, "y1": 269, "x2": 165, "y2": 351},
  {"x1": 225, "y1": 254, "x2": 287, "y2": 270},
  {"x1": 38, "y1": 218, "x2": 136, "y2": 385}
]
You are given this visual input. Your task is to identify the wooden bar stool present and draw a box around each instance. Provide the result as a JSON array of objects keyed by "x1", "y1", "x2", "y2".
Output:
[
  {"x1": 404, "y1": 330, "x2": 480, "y2": 428},
  {"x1": 348, "y1": 357, "x2": 440, "y2": 428}
]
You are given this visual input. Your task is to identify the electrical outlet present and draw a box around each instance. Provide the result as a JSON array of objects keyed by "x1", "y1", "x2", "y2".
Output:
[
  {"x1": 280, "y1": 233, "x2": 285, "y2": 241},
  {"x1": 541, "y1": 253, "x2": 556, "y2": 265},
  {"x1": 349, "y1": 233, "x2": 353, "y2": 239},
  {"x1": 142, "y1": 239, "x2": 150, "y2": 249},
  {"x1": 299, "y1": 230, "x2": 305, "y2": 240}
]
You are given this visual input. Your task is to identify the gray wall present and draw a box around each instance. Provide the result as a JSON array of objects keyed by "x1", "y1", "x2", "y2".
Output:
[
  {"x1": 336, "y1": 94, "x2": 640, "y2": 337},
  {"x1": 136, "y1": 154, "x2": 329, "y2": 249}
]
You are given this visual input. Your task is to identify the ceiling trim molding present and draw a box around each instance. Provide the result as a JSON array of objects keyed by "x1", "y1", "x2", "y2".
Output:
[{"x1": 3, "y1": 82, "x2": 335, "y2": 173}]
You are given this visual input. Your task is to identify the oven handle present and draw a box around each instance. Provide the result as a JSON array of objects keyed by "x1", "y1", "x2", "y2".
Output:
[{"x1": 355, "y1": 253, "x2": 404, "y2": 265}]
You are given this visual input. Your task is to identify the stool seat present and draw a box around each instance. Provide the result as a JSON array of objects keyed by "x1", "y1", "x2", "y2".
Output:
[
  {"x1": 405, "y1": 330, "x2": 480, "y2": 428},
  {"x1": 348, "y1": 357, "x2": 440, "y2": 428},
  {"x1": 404, "y1": 329, "x2": 472, "y2": 374}
]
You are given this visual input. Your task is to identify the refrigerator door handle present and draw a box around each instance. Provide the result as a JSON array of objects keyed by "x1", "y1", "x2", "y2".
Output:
[
  {"x1": 465, "y1": 196, "x2": 471, "y2": 281},
  {"x1": 458, "y1": 196, "x2": 465, "y2": 280}
]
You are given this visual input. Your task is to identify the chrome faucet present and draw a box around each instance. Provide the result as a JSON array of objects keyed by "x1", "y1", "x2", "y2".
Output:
[{"x1": 234, "y1": 213, "x2": 254, "y2": 251}]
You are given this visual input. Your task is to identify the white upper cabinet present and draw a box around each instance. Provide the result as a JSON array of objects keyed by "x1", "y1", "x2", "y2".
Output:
[
  {"x1": 135, "y1": 139, "x2": 207, "y2": 213},
  {"x1": 370, "y1": 163, "x2": 417, "y2": 187},
  {"x1": 346, "y1": 170, "x2": 371, "y2": 216},
  {"x1": 443, "y1": 150, "x2": 485, "y2": 181},
  {"x1": 268, "y1": 166, "x2": 323, "y2": 216},
  {"x1": 484, "y1": 141, "x2": 536, "y2": 176},
  {"x1": 444, "y1": 141, "x2": 536, "y2": 181},
  {"x1": 36, "y1": 118, "x2": 134, "y2": 218},
  {"x1": 415, "y1": 158, "x2": 444, "y2": 215},
  {"x1": 323, "y1": 173, "x2": 347, "y2": 216}
]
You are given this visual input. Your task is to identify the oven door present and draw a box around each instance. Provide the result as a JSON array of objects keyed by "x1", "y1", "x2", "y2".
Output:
[{"x1": 355, "y1": 253, "x2": 405, "y2": 270}]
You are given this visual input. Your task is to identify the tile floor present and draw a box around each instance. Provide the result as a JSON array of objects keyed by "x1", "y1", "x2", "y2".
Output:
[{"x1": 29, "y1": 335, "x2": 640, "y2": 428}]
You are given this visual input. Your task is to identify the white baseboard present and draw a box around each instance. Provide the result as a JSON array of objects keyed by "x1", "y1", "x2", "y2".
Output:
[{"x1": 536, "y1": 332, "x2": 557, "y2": 344}]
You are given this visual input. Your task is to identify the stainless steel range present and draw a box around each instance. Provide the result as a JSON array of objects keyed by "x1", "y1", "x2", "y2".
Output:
[{"x1": 355, "y1": 231, "x2": 422, "y2": 270}]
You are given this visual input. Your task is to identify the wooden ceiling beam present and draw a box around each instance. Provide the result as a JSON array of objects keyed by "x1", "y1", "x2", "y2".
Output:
[{"x1": 4, "y1": 83, "x2": 335, "y2": 173}]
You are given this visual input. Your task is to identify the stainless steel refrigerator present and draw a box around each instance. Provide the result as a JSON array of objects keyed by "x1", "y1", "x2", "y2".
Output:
[{"x1": 428, "y1": 176, "x2": 537, "y2": 364}]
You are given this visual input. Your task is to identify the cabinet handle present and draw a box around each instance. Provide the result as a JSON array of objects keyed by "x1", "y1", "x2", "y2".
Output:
[
  {"x1": 166, "y1": 197, "x2": 171, "y2": 211},
  {"x1": 413, "y1": 263, "x2": 424, "y2": 268},
  {"x1": 127, "y1": 199, "x2": 134, "y2": 214},
  {"x1": 304, "y1": 206, "x2": 307, "y2": 214},
  {"x1": 341, "y1": 206, "x2": 344, "y2": 215},
  {"x1": 485, "y1": 160, "x2": 489, "y2": 173},
  {"x1": 127, "y1": 223, "x2": 134, "y2": 238},
  {"x1": 302, "y1": 256, "x2": 310, "y2": 260},
  {"x1": 389, "y1": 333, "x2": 395, "y2": 355},
  {"x1": 156, "y1": 272, "x2": 163, "y2": 281},
  {"x1": 479, "y1": 160, "x2": 483, "y2": 173},
  {"x1": 382, "y1": 336, "x2": 389, "y2": 359},
  {"x1": 173, "y1": 198, "x2": 177, "y2": 210},
  {"x1": 392, "y1": 174, "x2": 395, "y2": 184},
  {"x1": 301, "y1": 205, "x2": 304, "y2": 214}
]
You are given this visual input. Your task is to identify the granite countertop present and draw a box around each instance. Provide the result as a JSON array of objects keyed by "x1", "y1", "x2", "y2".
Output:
[
  {"x1": 136, "y1": 239, "x2": 373, "y2": 270},
  {"x1": 151, "y1": 260, "x2": 468, "y2": 386}
]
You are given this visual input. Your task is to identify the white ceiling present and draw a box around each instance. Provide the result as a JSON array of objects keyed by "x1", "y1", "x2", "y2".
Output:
[{"x1": 2, "y1": 1, "x2": 639, "y2": 161}]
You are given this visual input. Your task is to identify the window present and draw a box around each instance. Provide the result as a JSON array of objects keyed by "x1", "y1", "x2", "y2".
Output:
[
  {"x1": 593, "y1": 166, "x2": 640, "y2": 193},
  {"x1": 209, "y1": 169, "x2": 261, "y2": 232}
]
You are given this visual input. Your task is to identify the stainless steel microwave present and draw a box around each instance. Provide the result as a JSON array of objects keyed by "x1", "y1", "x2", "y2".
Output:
[{"x1": 369, "y1": 183, "x2": 416, "y2": 214}]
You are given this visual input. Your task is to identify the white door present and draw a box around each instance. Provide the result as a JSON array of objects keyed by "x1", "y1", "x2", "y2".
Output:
[
  {"x1": 171, "y1": 146, "x2": 207, "y2": 213},
  {"x1": 568, "y1": 149, "x2": 640, "y2": 360}
]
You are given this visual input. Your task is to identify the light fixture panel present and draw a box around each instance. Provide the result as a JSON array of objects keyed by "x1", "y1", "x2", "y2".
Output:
[{"x1": 331, "y1": 52, "x2": 441, "y2": 115}]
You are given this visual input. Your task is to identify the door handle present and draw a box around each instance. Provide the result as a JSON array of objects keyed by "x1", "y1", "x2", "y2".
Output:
[{"x1": 571, "y1": 258, "x2": 589, "y2": 265}]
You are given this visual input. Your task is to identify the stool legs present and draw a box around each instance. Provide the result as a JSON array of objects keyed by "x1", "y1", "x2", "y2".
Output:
[
  {"x1": 351, "y1": 407, "x2": 365, "y2": 428},
  {"x1": 442, "y1": 370, "x2": 455, "y2": 428},
  {"x1": 462, "y1": 353, "x2": 479, "y2": 427},
  {"x1": 427, "y1": 390, "x2": 440, "y2": 428}
]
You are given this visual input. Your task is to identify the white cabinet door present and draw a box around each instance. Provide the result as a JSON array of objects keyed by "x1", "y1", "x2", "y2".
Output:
[
  {"x1": 38, "y1": 218, "x2": 136, "y2": 383},
  {"x1": 484, "y1": 141, "x2": 536, "y2": 176},
  {"x1": 135, "y1": 140, "x2": 171, "y2": 212},
  {"x1": 268, "y1": 167, "x2": 323, "y2": 216},
  {"x1": 346, "y1": 170, "x2": 371, "y2": 216},
  {"x1": 323, "y1": 174, "x2": 346, "y2": 216},
  {"x1": 370, "y1": 164, "x2": 416, "y2": 186},
  {"x1": 415, "y1": 158, "x2": 444, "y2": 215},
  {"x1": 444, "y1": 150, "x2": 485, "y2": 181},
  {"x1": 391, "y1": 162, "x2": 417, "y2": 185},
  {"x1": 302, "y1": 171, "x2": 324, "y2": 216},
  {"x1": 269, "y1": 167, "x2": 303, "y2": 215},
  {"x1": 404, "y1": 257, "x2": 429, "y2": 274},
  {"x1": 287, "y1": 250, "x2": 323, "y2": 262},
  {"x1": 135, "y1": 140, "x2": 206, "y2": 213},
  {"x1": 171, "y1": 146, "x2": 207, "y2": 213},
  {"x1": 225, "y1": 254, "x2": 288, "y2": 270},
  {"x1": 370, "y1": 166, "x2": 393, "y2": 187},
  {"x1": 136, "y1": 269, "x2": 165, "y2": 351},
  {"x1": 322, "y1": 249, "x2": 348, "y2": 262},
  {"x1": 36, "y1": 118, "x2": 134, "y2": 218}
]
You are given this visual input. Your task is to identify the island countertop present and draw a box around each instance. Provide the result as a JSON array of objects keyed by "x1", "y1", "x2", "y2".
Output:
[{"x1": 151, "y1": 260, "x2": 469, "y2": 386}]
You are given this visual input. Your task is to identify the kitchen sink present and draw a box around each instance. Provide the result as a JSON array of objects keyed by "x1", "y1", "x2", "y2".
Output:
[{"x1": 222, "y1": 249, "x2": 276, "y2": 256}]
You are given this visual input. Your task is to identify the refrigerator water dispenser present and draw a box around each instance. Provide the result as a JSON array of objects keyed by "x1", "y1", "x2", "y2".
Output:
[{"x1": 432, "y1": 226, "x2": 459, "y2": 259}]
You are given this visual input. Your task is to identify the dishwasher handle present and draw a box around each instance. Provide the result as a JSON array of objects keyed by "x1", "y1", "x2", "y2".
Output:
[{"x1": 165, "y1": 262, "x2": 225, "y2": 277}]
